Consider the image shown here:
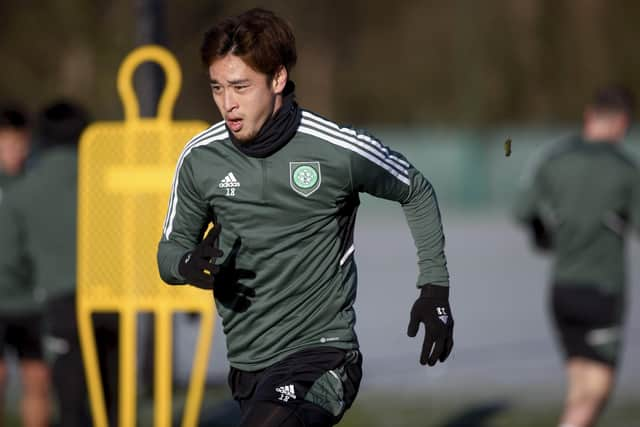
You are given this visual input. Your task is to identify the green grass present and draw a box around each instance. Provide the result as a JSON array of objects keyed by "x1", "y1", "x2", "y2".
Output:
[
  {"x1": 3, "y1": 388, "x2": 638, "y2": 426},
  {"x1": 339, "y1": 392, "x2": 640, "y2": 427}
]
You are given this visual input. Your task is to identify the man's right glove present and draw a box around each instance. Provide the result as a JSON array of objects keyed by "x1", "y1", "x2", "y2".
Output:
[
  {"x1": 407, "y1": 284, "x2": 454, "y2": 366},
  {"x1": 178, "y1": 224, "x2": 224, "y2": 289},
  {"x1": 211, "y1": 237, "x2": 256, "y2": 313}
]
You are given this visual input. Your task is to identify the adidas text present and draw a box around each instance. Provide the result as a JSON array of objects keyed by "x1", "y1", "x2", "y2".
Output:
[{"x1": 219, "y1": 172, "x2": 240, "y2": 197}]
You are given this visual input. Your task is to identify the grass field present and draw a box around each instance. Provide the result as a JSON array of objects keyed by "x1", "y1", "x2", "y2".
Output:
[
  {"x1": 339, "y1": 391, "x2": 640, "y2": 427},
  {"x1": 3, "y1": 387, "x2": 638, "y2": 426}
]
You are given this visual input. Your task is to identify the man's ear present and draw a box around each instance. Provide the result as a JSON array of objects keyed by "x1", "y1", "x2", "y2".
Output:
[{"x1": 272, "y1": 66, "x2": 288, "y2": 94}]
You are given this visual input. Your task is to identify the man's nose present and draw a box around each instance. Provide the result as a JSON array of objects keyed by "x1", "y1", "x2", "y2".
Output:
[{"x1": 224, "y1": 91, "x2": 238, "y2": 112}]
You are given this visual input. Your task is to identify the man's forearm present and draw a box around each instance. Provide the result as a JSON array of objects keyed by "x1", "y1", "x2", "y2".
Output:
[
  {"x1": 402, "y1": 175, "x2": 449, "y2": 287},
  {"x1": 157, "y1": 240, "x2": 189, "y2": 284}
]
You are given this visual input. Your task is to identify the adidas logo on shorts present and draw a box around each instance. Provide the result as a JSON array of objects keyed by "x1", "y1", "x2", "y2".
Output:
[{"x1": 275, "y1": 384, "x2": 297, "y2": 402}]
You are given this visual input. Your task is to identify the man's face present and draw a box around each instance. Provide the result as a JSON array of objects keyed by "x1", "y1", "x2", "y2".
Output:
[
  {"x1": 583, "y1": 108, "x2": 631, "y2": 142},
  {"x1": 0, "y1": 129, "x2": 29, "y2": 176},
  {"x1": 208, "y1": 54, "x2": 284, "y2": 142}
]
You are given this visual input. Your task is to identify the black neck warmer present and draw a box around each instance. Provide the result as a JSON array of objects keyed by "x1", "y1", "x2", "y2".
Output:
[{"x1": 229, "y1": 81, "x2": 302, "y2": 158}]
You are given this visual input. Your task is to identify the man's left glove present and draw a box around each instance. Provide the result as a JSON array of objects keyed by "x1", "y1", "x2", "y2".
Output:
[
  {"x1": 407, "y1": 284, "x2": 454, "y2": 366},
  {"x1": 529, "y1": 215, "x2": 553, "y2": 251},
  {"x1": 178, "y1": 224, "x2": 224, "y2": 289}
]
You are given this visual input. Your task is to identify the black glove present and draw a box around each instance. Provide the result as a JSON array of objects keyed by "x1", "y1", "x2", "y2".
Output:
[
  {"x1": 407, "y1": 284, "x2": 454, "y2": 366},
  {"x1": 529, "y1": 215, "x2": 552, "y2": 251},
  {"x1": 178, "y1": 224, "x2": 224, "y2": 289},
  {"x1": 212, "y1": 237, "x2": 256, "y2": 313}
]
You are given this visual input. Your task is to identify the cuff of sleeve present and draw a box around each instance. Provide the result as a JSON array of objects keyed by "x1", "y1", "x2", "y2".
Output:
[
  {"x1": 420, "y1": 284, "x2": 449, "y2": 299},
  {"x1": 417, "y1": 272, "x2": 449, "y2": 288}
]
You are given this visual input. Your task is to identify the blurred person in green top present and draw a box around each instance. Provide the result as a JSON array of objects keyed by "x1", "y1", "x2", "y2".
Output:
[
  {"x1": 0, "y1": 101, "x2": 119, "y2": 427},
  {"x1": 0, "y1": 105, "x2": 30, "y2": 195},
  {"x1": 514, "y1": 85, "x2": 639, "y2": 427},
  {"x1": 0, "y1": 105, "x2": 50, "y2": 427}
]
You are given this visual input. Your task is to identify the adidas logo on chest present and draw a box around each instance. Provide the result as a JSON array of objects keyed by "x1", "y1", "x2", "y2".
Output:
[{"x1": 219, "y1": 172, "x2": 240, "y2": 196}]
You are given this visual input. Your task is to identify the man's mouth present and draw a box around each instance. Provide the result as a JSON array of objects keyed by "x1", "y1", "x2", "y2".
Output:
[{"x1": 226, "y1": 118, "x2": 243, "y2": 132}]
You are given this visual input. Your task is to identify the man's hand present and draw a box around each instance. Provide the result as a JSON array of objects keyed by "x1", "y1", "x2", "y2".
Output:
[
  {"x1": 212, "y1": 237, "x2": 256, "y2": 312},
  {"x1": 407, "y1": 284, "x2": 454, "y2": 366},
  {"x1": 178, "y1": 224, "x2": 224, "y2": 289}
]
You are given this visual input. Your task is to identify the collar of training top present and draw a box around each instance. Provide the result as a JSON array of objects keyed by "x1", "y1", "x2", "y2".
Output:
[{"x1": 228, "y1": 80, "x2": 302, "y2": 158}]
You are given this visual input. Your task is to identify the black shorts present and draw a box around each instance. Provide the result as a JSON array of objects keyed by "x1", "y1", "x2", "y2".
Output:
[
  {"x1": 229, "y1": 347, "x2": 362, "y2": 426},
  {"x1": 551, "y1": 285, "x2": 624, "y2": 366},
  {"x1": 0, "y1": 313, "x2": 45, "y2": 360}
]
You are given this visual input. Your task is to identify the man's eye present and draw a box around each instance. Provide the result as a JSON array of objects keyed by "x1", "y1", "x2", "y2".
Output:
[
  {"x1": 211, "y1": 86, "x2": 222, "y2": 94},
  {"x1": 235, "y1": 85, "x2": 248, "y2": 92}
]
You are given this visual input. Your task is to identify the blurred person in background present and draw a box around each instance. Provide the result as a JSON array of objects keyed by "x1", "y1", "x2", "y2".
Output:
[
  {"x1": 158, "y1": 8, "x2": 454, "y2": 427},
  {"x1": 0, "y1": 105, "x2": 31, "y2": 195},
  {"x1": 0, "y1": 106, "x2": 50, "y2": 427},
  {"x1": 514, "y1": 85, "x2": 640, "y2": 427},
  {"x1": 0, "y1": 100, "x2": 119, "y2": 427}
]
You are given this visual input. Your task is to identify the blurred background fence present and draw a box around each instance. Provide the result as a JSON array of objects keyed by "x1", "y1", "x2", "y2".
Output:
[
  {"x1": 3, "y1": 0, "x2": 640, "y2": 127},
  {"x1": 358, "y1": 128, "x2": 640, "y2": 212}
]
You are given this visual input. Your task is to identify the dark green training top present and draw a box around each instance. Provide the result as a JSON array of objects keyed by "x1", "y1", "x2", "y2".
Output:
[
  {"x1": 0, "y1": 147, "x2": 78, "y2": 306},
  {"x1": 0, "y1": 172, "x2": 16, "y2": 201},
  {"x1": 157, "y1": 109, "x2": 449, "y2": 371},
  {"x1": 0, "y1": 171, "x2": 38, "y2": 314},
  {"x1": 514, "y1": 136, "x2": 640, "y2": 295}
]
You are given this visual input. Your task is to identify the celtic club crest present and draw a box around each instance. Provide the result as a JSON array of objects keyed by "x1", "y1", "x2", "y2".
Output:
[{"x1": 289, "y1": 161, "x2": 321, "y2": 197}]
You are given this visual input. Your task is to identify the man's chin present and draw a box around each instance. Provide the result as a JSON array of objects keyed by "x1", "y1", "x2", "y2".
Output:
[{"x1": 232, "y1": 130, "x2": 256, "y2": 143}]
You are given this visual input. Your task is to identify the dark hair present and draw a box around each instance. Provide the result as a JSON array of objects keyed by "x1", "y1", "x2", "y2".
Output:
[
  {"x1": 200, "y1": 8, "x2": 297, "y2": 79},
  {"x1": 0, "y1": 105, "x2": 29, "y2": 130},
  {"x1": 592, "y1": 85, "x2": 635, "y2": 118},
  {"x1": 36, "y1": 100, "x2": 90, "y2": 147}
]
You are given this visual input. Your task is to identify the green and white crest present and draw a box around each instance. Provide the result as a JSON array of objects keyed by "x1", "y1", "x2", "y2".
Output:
[{"x1": 290, "y1": 161, "x2": 321, "y2": 197}]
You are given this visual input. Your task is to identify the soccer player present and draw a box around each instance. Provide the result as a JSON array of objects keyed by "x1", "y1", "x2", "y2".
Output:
[
  {"x1": 157, "y1": 8, "x2": 454, "y2": 426},
  {"x1": 0, "y1": 101, "x2": 119, "y2": 427},
  {"x1": 0, "y1": 106, "x2": 30, "y2": 186},
  {"x1": 514, "y1": 86, "x2": 639, "y2": 427},
  {"x1": 0, "y1": 106, "x2": 50, "y2": 427}
]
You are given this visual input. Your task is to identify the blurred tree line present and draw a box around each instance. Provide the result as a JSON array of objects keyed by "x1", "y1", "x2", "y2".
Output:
[{"x1": 1, "y1": 0, "x2": 639, "y2": 127}]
